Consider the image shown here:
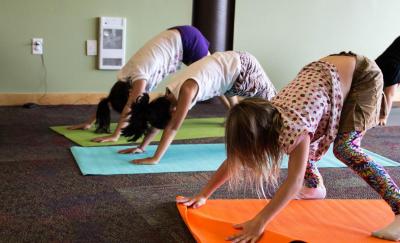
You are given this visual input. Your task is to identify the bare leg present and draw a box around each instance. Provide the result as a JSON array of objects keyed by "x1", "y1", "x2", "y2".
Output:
[
  {"x1": 218, "y1": 96, "x2": 239, "y2": 127},
  {"x1": 227, "y1": 96, "x2": 239, "y2": 107},
  {"x1": 218, "y1": 95, "x2": 231, "y2": 110}
]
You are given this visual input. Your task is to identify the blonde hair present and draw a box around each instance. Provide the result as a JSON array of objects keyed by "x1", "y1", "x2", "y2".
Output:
[{"x1": 225, "y1": 98, "x2": 283, "y2": 197}]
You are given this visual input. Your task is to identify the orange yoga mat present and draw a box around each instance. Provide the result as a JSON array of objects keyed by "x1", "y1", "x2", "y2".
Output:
[{"x1": 177, "y1": 199, "x2": 393, "y2": 243}]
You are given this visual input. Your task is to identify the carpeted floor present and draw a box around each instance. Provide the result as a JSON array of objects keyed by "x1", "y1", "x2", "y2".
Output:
[{"x1": 1, "y1": 103, "x2": 400, "y2": 242}]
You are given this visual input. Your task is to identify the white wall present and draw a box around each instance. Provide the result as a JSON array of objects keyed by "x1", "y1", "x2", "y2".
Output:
[{"x1": 234, "y1": 0, "x2": 400, "y2": 89}]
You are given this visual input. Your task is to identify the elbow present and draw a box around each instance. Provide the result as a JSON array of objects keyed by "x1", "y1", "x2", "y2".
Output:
[
  {"x1": 286, "y1": 176, "x2": 304, "y2": 194},
  {"x1": 168, "y1": 120, "x2": 181, "y2": 131},
  {"x1": 169, "y1": 125, "x2": 179, "y2": 132},
  {"x1": 385, "y1": 93, "x2": 394, "y2": 102},
  {"x1": 292, "y1": 180, "x2": 304, "y2": 194},
  {"x1": 384, "y1": 87, "x2": 396, "y2": 99}
]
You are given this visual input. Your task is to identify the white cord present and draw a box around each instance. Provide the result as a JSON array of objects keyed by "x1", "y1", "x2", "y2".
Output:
[{"x1": 38, "y1": 53, "x2": 48, "y2": 103}]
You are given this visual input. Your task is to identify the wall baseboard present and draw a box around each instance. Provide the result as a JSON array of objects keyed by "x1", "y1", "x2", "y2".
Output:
[
  {"x1": 0, "y1": 93, "x2": 108, "y2": 106},
  {"x1": 1, "y1": 92, "x2": 399, "y2": 107}
]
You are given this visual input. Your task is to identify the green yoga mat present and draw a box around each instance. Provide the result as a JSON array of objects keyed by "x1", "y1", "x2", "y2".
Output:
[
  {"x1": 51, "y1": 117, "x2": 225, "y2": 146},
  {"x1": 71, "y1": 144, "x2": 400, "y2": 175}
]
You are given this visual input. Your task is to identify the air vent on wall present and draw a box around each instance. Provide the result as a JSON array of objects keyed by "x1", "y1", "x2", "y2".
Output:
[{"x1": 98, "y1": 17, "x2": 126, "y2": 70}]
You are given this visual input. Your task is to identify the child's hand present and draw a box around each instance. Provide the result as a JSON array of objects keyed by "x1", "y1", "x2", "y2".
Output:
[
  {"x1": 227, "y1": 216, "x2": 265, "y2": 243},
  {"x1": 132, "y1": 157, "x2": 159, "y2": 165},
  {"x1": 176, "y1": 195, "x2": 207, "y2": 208},
  {"x1": 67, "y1": 123, "x2": 92, "y2": 130},
  {"x1": 118, "y1": 147, "x2": 144, "y2": 154},
  {"x1": 92, "y1": 134, "x2": 120, "y2": 143}
]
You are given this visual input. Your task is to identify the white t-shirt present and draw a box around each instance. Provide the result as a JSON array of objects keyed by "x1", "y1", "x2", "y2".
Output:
[
  {"x1": 166, "y1": 51, "x2": 241, "y2": 109},
  {"x1": 117, "y1": 29, "x2": 183, "y2": 92}
]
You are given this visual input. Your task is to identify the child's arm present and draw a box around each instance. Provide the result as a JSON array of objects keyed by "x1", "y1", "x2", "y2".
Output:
[
  {"x1": 176, "y1": 159, "x2": 231, "y2": 207},
  {"x1": 67, "y1": 113, "x2": 96, "y2": 130},
  {"x1": 227, "y1": 134, "x2": 310, "y2": 242},
  {"x1": 380, "y1": 84, "x2": 398, "y2": 126},
  {"x1": 118, "y1": 127, "x2": 160, "y2": 154},
  {"x1": 92, "y1": 80, "x2": 147, "y2": 142},
  {"x1": 131, "y1": 79, "x2": 198, "y2": 165}
]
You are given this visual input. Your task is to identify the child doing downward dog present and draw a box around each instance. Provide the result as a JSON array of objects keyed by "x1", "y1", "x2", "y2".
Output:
[
  {"x1": 178, "y1": 52, "x2": 400, "y2": 242},
  {"x1": 68, "y1": 25, "x2": 211, "y2": 142},
  {"x1": 120, "y1": 51, "x2": 276, "y2": 164}
]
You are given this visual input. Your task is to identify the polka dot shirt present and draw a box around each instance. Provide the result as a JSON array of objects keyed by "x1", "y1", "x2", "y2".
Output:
[{"x1": 271, "y1": 61, "x2": 343, "y2": 161}]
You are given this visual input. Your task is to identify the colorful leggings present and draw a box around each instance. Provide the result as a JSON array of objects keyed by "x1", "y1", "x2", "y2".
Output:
[{"x1": 304, "y1": 131, "x2": 400, "y2": 215}]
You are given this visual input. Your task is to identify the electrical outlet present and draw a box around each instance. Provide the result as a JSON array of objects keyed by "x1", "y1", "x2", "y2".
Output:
[{"x1": 32, "y1": 38, "x2": 43, "y2": 55}]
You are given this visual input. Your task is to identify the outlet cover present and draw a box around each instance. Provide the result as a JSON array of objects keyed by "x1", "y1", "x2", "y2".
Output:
[
  {"x1": 32, "y1": 38, "x2": 43, "y2": 55},
  {"x1": 86, "y1": 40, "x2": 97, "y2": 56}
]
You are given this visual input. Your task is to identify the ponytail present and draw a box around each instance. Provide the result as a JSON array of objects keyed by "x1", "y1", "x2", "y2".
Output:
[
  {"x1": 95, "y1": 98, "x2": 111, "y2": 134},
  {"x1": 122, "y1": 94, "x2": 151, "y2": 141},
  {"x1": 122, "y1": 93, "x2": 172, "y2": 142},
  {"x1": 94, "y1": 80, "x2": 131, "y2": 134}
]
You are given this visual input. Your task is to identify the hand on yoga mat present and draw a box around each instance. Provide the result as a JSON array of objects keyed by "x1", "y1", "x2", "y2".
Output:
[
  {"x1": 227, "y1": 217, "x2": 265, "y2": 243},
  {"x1": 132, "y1": 156, "x2": 159, "y2": 165},
  {"x1": 91, "y1": 134, "x2": 120, "y2": 143},
  {"x1": 67, "y1": 123, "x2": 92, "y2": 130},
  {"x1": 118, "y1": 147, "x2": 144, "y2": 154},
  {"x1": 176, "y1": 195, "x2": 207, "y2": 208}
]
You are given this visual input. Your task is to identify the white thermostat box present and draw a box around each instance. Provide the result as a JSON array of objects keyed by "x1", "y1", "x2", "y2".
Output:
[{"x1": 98, "y1": 17, "x2": 126, "y2": 70}]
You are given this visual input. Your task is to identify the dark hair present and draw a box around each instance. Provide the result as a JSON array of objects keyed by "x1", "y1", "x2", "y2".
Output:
[
  {"x1": 122, "y1": 93, "x2": 172, "y2": 141},
  {"x1": 95, "y1": 80, "x2": 131, "y2": 133},
  {"x1": 225, "y1": 98, "x2": 283, "y2": 197}
]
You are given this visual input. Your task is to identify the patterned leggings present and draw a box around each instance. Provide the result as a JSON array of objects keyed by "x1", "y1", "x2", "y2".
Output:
[
  {"x1": 224, "y1": 51, "x2": 276, "y2": 100},
  {"x1": 304, "y1": 131, "x2": 400, "y2": 215}
]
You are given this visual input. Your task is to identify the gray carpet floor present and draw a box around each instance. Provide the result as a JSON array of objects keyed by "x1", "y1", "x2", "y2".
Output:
[{"x1": 0, "y1": 103, "x2": 399, "y2": 242}]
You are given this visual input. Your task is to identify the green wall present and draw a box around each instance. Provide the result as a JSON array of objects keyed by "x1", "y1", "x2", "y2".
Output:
[
  {"x1": 1, "y1": 0, "x2": 399, "y2": 93},
  {"x1": 234, "y1": 0, "x2": 400, "y2": 90},
  {"x1": 0, "y1": 0, "x2": 191, "y2": 93}
]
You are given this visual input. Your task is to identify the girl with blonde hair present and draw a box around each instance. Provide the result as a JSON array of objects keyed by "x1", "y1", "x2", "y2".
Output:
[{"x1": 178, "y1": 52, "x2": 400, "y2": 242}]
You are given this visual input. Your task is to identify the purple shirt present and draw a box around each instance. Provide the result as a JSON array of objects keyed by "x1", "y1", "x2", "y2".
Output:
[{"x1": 169, "y1": 25, "x2": 210, "y2": 65}]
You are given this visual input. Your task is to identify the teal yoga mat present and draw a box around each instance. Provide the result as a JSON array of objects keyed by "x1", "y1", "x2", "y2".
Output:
[{"x1": 71, "y1": 144, "x2": 400, "y2": 175}]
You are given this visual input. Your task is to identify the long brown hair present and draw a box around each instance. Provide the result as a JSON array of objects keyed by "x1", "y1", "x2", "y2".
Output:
[
  {"x1": 225, "y1": 98, "x2": 283, "y2": 197},
  {"x1": 122, "y1": 93, "x2": 172, "y2": 141}
]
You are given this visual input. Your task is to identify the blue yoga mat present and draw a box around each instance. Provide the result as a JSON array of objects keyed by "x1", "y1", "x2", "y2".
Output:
[{"x1": 71, "y1": 144, "x2": 400, "y2": 175}]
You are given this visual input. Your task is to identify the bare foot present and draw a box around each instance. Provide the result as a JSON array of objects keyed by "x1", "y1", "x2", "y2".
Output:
[
  {"x1": 372, "y1": 214, "x2": 400, "y2": 241},
  {"x1": 295, "y1": 170, "x2": 326, "y2": 200},
  {"x1": 294, "y1": 184, "x2": 326, "y2": 200}
]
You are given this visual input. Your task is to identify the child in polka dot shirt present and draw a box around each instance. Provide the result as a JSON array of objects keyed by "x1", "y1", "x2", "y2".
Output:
[{"x1": 178, "y1": 52, "x2": 400, "y2": 242}]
